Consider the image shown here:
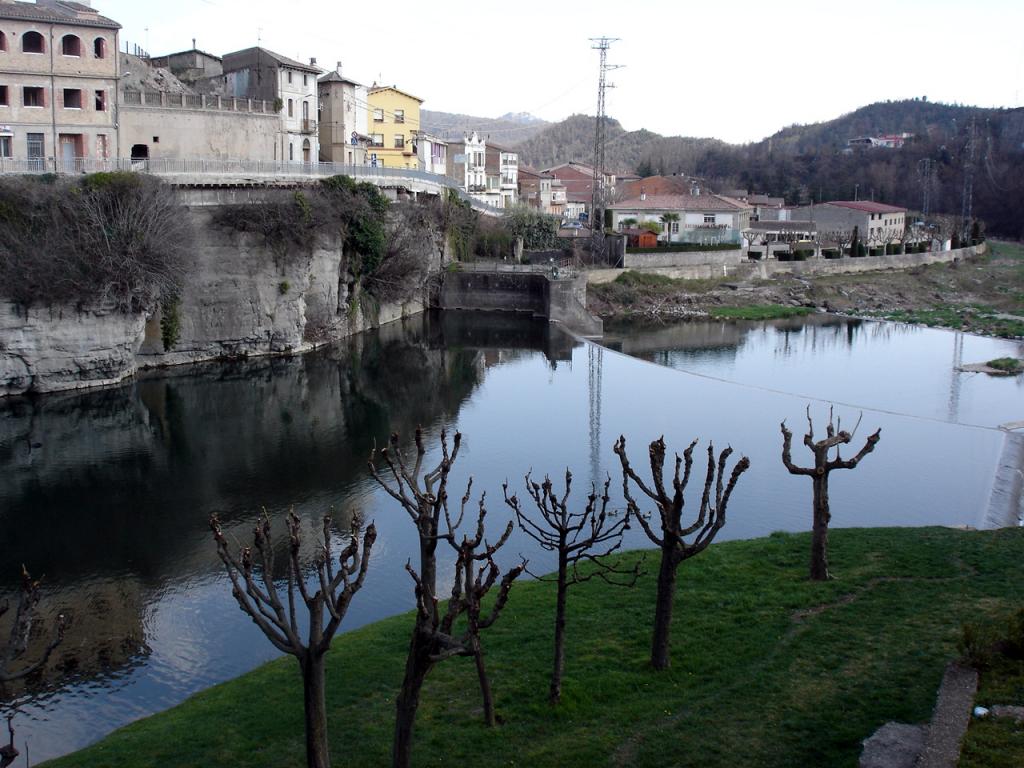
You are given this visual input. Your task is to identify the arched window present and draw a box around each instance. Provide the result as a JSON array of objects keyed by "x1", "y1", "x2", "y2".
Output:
[
  {"x1": 22, "y1": 31, "x2": 45, "y2": 54},
  {"x1": 0, "y1": 31, "x2": 7, "y2": 52},
  {"x1": 287, "y1": 98, "x2": 293, "y2": 117},
  {"x1": 61, "y1": 34, "x2": 82, "y2": 57},
  {"x1": 302, "y1": 138, "x2": 310, "y2": 162},
  {"x1": 93, "y1": 37, "x2": 106, "y2": 59}
]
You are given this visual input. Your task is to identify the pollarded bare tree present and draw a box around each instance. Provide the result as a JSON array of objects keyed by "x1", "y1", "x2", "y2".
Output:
[
  {"x1": 614, "y1": 436, "x2": 750, "y2": 671},
  {"x1": 369, "y1": 430, "x2": 522, "y2": 768},
  {"x1": 820, "y1": 229, "x2": 853, "y2": 258},
  {"x1": 210, "y1": 510, "x2": 376, "y2": 768},
  {"x1": 435, "y1": 483, "x2": 523, "y2": 726},
  {"x1": 0, "y1": 567, "x2": 66, "y2": 768},
  {"x1": 503, "y1": 471, "x2": 638, "y2": 703},
  {"x1": 781, "y1": 408, "x2": 881, "y2": 581}
]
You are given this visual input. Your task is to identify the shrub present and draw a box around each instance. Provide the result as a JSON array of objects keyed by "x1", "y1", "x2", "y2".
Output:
[
  {"x1": 160, "y1": 295, "x2": 181, "y2": 350},
  {"x1": 0, "y1": 173, "x2": 191, "y2": 311}
]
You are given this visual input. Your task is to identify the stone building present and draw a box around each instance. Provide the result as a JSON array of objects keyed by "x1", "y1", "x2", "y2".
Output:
[
  {"x1": 118, "y1": 52, "x2": 279, "y2": 162},
  {"x1": 219, "y1": 46, "x2": 321, "y2": 163},
  {"x1": 0, "y1": 0, "x2": 120, "y2": 167},
  {"x1": 317, "y1": 63, "x2": 368, "y2": 165}
]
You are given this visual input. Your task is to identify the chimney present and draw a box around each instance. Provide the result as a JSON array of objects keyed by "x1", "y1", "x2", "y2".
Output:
[
  {"x1": 310, "y1": 57, "x2": 317, "y2": 66},
  {"x1": 640, "y1": 187, "x2": 646, "y2": 201},
  {"x1": 336, "y1": 61, "x2": 343, "y2": 75}
]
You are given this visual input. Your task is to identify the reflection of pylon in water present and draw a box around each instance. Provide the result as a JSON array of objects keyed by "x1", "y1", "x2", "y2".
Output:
[
  {"x1": 949, "y1": 331, "x2": 964, "y2": 423},
  {"x1": 588, "y1": 344, "x2": 603, "y2": 488}
]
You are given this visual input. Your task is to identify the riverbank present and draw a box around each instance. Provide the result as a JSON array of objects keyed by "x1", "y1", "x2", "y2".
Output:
[
  {"x1": 46, "y1": 526, "x2": 1024, "y2": 768},
  {"x1": 588, "y1": 240, "x2": 1024, "y2": 339}
]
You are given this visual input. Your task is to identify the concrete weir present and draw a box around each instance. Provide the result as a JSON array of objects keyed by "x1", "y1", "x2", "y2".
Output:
[
  {"x1": 982, "y1": 427, "x2": 1024, "y2": 528},
  {"x1": 438, "y1": 268, "x2": 603, "y2": 338}
]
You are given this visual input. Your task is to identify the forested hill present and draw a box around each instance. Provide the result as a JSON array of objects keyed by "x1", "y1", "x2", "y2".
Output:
[
  {"x1": 511, "y1": 101, "x2": 1024, "y2": 237},
  {"x1": 512, "y1": 114, "x2": 726, "y2": 172}
]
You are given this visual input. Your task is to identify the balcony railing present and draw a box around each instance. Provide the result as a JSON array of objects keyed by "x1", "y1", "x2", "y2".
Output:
[{"x1": 301, "y1": 119, "x2": 317, "y2": 134}]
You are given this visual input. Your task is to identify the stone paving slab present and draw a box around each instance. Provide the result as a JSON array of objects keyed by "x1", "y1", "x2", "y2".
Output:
[{"x1": 917, "y1": 663, "x2": 979, "y2": 768}]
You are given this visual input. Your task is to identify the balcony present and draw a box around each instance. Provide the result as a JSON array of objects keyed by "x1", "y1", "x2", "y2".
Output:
[{"x1": 301, "y1": 119, "x2": 317, "y2": 134}]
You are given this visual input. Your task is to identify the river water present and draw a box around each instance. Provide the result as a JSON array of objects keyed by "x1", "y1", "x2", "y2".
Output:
[{"x1": 0, "y1": 310, "x2": 1020, "y2": 763}]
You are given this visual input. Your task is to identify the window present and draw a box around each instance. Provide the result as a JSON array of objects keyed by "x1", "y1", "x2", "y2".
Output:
[
  {"x1": 0, "y1": 31, "x2": 6, "y2": 52},
  {"x1": 0, "y1": 86, "x2": 7, "y2": 106},
  {"x1": 93, "y1": 37, "x2": 106, "y2": 58},
  {"x1": 22, "y1": 31, "x2": 44, "y2": 54},
  {"x1": 373, "y1": 108, "x2": 384, "y2": 122},
  {"x1": 96, "y1": 134, "x2": 109, "y2": 159},
  {"x1": 0, "y1": 136, "x2": 10, "y2": 158},
  {"x1": 287, "y1": 98, "x2": 293, "y2": 117},
  {"x1": 394, "y1": 109, "x2": 404, "y2": 124},
  {"x1": 289, "y1": 143, "x2": 294, "y2": 161},
  {"x1": 703, "y1": 214, "x2": 716, "y2": 224},
  {"x1": 370, "y1": 133, "x2": 384, "y2": 147},
  {"x1": 61, "y1": 35, "x2": 82, "y2": 57},
  {"x1": 63, "y1": 88, "x2": 83, "y2": 109},
  {"x1": 23, "y1": 86, "x2": 45, "y2": 107},
  {"x1": 95, "y1": 89, "x2": 106, "y2": 111},
  {"x1": 303, "y1": 74, "x2": 308, "y2": 87},
  {"x1": 394, "y1": 135, "x2": 405, "y2": 149},
  {"x1": 287, "y1": 71, "x2": 292, "y2": 84}
]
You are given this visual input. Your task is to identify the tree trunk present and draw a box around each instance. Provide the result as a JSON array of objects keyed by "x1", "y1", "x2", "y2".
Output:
[
  {"x1": 549, "y1": 555, "x2": 569, "y2": 704},
  {"x1": 810, "y1": 474, "x2": 831, "y2": 581},
  {"x1": 301, "y1": 653, "x2": 330, "y2": 768},
  {"x1": 650, "y1": 544, "x2": 678, "y2": 670},
  {"x1": 392, "y1": 629, "x2": 433, "y2": 768},
  {"x1": 472, "y1": 634, "x2": 496, "y2": 726}
]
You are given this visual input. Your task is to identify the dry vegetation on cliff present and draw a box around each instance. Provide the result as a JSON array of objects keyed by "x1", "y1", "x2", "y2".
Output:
[{"x1": 0, "y1": 173, "x2": 191, "y2": 311}]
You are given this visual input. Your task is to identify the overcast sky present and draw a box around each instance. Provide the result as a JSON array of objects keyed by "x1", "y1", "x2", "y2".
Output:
[{"x1": 101, "y1": 0, "x2": 1024, "y2": 144}]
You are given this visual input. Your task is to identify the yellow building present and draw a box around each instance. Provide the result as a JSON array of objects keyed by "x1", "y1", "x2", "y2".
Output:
[{"x1": 366, "y1": 85, "x2": 422, "y2": 169}]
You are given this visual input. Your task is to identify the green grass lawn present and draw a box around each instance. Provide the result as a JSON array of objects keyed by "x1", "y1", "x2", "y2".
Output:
[{"x1": 46, "y1": 527, "x2": 1024, "y2": 768}]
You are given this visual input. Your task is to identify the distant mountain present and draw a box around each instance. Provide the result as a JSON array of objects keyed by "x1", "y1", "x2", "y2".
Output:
[
  {"x1": 420, "y1": 110, "x2": 551, "y2": 145},
  {"x1": 511, "y1": 114, "x2": 726, "y2": 173},
  {"x1": 497, "y1": 112, "x2": 546, "y2": 124}
]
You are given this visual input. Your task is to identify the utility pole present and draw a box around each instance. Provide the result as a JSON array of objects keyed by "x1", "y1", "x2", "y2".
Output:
[
  {"x1": 589, "y1": 37, "x2": 621, "y2": 259},
  {"x1": 960, "y1": 116, "x2": 976, "y2": 241}
]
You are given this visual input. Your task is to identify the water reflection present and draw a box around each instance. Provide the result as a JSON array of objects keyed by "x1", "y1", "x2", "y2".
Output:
[
  {"x1": 0, "y1": 310, "x2": 1009, "y2": 763},
  {"x1": 601, "y1": 315, "x2": 1024, "y2": 428}
]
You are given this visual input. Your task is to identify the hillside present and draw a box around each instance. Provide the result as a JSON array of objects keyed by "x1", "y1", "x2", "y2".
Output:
[
  {"x1": 420, "y1": 110, "x2": 550, "y2": 145},
  {"x1": 512, "y1": 114, "x2": 725, "y2": 173},
  {"x1": 511, "y1": 100, "x2": 1024, "y2": 237}
]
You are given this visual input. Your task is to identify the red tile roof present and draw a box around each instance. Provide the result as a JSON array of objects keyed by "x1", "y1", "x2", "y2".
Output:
[
  {"x1": 825, "y1": 201, "x2": 906, "y2": 214},
  {"x1": 610, "y1": 194, "x2": 753, "y2": 212}
]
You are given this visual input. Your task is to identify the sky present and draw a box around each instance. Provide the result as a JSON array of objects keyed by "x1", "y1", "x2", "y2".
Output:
[{"x1": 98, "y1": 0, "x2": 1024, "y2": 144}]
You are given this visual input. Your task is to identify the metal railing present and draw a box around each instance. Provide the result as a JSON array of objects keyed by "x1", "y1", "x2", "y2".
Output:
[{"x1": 0, "y1": 157, "x2": 504, "y2": 215}]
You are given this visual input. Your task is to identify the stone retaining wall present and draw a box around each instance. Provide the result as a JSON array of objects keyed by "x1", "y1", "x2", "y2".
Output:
[
  {"x1": 586, "y1": 243, "x2": 986, "y2": 285},
  {"x1": 623, "y1": 248, "x2": 744, "y2": 269}
]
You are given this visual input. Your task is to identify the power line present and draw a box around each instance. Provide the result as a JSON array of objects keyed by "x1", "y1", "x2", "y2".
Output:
[{"x1": 589, "y1": 36, "x2": 621, "y2": 254}]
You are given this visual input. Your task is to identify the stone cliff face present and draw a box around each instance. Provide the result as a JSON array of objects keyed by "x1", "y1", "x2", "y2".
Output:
[
  {"x1": 0, "y1": 303, "x2": 148, "y2": 396},
  {"x1": 0, "y1": 203, "x2": 442, "y2": 396}
]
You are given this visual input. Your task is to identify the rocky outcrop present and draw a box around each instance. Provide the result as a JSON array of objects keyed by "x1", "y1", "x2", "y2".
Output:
[
  {"x1": 0, "y1": 202, "x2": 442, "y2": 396},
  {"x1": 0, "y1": 302, "x2": 148, "y2": 396}
]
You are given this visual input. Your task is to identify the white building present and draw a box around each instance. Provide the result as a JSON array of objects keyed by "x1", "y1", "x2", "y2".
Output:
[
  {"x1": 608, "y1": 192, "x2": 753, "y2": 244},
  {"x1": 496, "y1": 146, "x2": 518, "y2": 209},
  {"x1": 414, "y1": 131, "x2": 447, "y2": 175},
  {"x1": 446, "y1": 130, "x2": 487, "y2": 194},
  {"x1": 220, "y1": 47, "x2": 321, "y2": 163}
]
